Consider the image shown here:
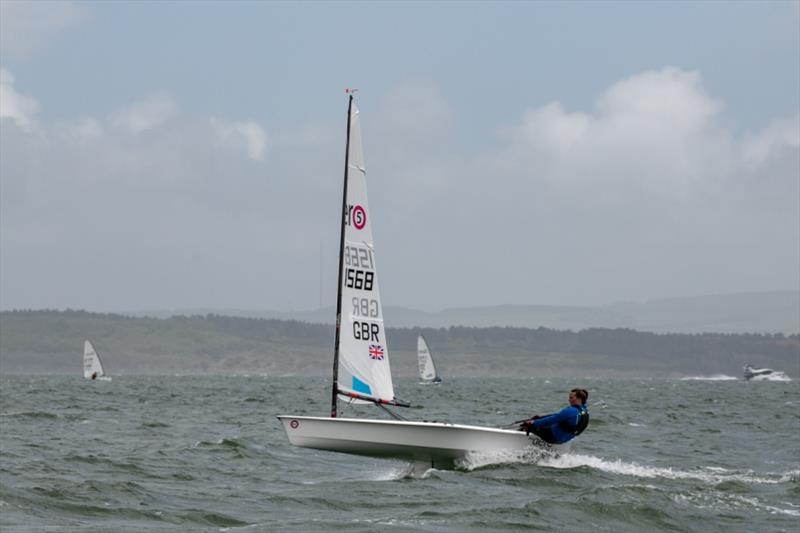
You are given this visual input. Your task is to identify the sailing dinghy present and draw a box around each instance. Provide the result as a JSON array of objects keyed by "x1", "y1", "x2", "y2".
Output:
[
  {"x1": 277, "y1": 94, "x2": 535, "y2": 473},
  {"x1": 83, "y1": 340, "x2": 112, "y2": 381},
  {"x1": 417, "y1": 334, "x2": 442, "y2": 384}
]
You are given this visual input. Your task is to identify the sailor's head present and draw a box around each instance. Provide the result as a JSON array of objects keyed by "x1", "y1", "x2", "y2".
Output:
[{"x1": 569, "y1": 388, "x2": 588, "y2": 406}]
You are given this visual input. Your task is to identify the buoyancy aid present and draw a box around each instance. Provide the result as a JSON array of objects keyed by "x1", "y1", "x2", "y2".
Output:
[{"x1": 558, "y1": 404, "x2": 589, "y2": 436}]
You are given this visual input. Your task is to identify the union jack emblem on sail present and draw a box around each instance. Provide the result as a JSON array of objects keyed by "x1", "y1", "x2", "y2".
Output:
[{"x1": 368, "y1": 344, "x2": 385, "y2": 360}]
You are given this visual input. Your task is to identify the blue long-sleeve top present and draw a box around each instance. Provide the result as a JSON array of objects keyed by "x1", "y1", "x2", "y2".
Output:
[{"x1": 531, "y1": 404, "x2": 587, "y2": 444}]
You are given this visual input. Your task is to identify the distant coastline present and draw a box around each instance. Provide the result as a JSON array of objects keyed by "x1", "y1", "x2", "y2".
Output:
[{"x1": 1, "y1": 309, "x2": 797, "y2": 378}]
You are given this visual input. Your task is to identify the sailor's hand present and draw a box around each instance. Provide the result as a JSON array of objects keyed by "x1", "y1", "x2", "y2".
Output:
[
  {"x1": 531, "y1": 415, "x2": 541, "y2": 421},
  {"x1": 521, "y1": 421, "x2": 534, "y2": 436}
]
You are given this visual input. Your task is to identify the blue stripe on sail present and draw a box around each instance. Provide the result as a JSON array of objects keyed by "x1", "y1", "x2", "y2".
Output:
[{"x1": 352, "y1": 376, "x2": 372, "y2": 395}]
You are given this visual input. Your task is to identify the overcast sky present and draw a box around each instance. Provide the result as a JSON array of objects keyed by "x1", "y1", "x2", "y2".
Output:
[{"x1": 1, "y1": 1, "x2": 798, "y2": 313}]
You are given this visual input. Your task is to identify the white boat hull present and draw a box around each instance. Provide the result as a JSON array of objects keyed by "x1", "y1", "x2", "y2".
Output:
[{"x1": 277, "y1": 415, "x2": 540, "y2": 469}]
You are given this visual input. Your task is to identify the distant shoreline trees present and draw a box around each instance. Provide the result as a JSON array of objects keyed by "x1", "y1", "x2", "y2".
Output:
[{"x1": 1, "y1": 310, "x2": 797, "y2": 376}]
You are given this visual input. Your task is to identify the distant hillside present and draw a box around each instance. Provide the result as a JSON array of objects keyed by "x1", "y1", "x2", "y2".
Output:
[
  {"x1": 128, "y1": 290, "x2": 799, "y2": 334},
  {"x1": 1, "y1": 310, "x2": 797, "y2": 378}
]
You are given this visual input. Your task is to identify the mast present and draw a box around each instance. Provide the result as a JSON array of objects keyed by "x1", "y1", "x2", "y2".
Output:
[{"x1": 330, "y1": 93, "x2": 354, "y2": 418}]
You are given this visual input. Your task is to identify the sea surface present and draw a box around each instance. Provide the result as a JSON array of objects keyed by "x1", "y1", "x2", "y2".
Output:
[{"x1": 1, "y1": 375, "x2": 798, "y2": 532}]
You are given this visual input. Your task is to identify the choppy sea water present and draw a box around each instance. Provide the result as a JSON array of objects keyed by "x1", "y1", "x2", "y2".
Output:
[{"x1": 1, "y1": 375, "x2": 798, "y2": 532}]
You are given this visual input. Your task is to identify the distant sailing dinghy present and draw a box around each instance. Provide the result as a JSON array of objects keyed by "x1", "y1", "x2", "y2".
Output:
[
  {"x1": 83, "y1": 340, "x2": 111, "y2": 381},
  {"x1": 278, "y1": 94, "x2": 535, "y2": 475},
  {"x1": 417, "y1": 335, "x2": 442, "y2": 384}
]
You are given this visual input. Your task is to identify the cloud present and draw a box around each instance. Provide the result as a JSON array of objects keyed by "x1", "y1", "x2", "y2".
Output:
[
  {"x1": 0, "y1": 68, "x2": 40, "y2": 130},
  {"x1": 507, "y1": 102, "x2": 590, "y2": 154},
  {"x1": 212, "y1": 119, "x2": 269, "y2": 161},
  {"x1": 596, "y1": 68, "x2": 720, "y2": 128},
  {"x1": 495, "y1": 67, "x2": 769, "y2": 200},
  {"x1": 1, "y1": 72, "x2": 269, "y2": 199},
  {"x1": 0, "y1": 67, "x2": 796, "y2": 312},
  {"x1": 0, "y1": 0, "x2": 86, "y2": 57},
  {"x1": 504, "y1": 69, "x2": 723, "y2": 178},
  {"x1": 371, "y1": 67, "x2": 798, "y2": 307},
  {"x1": 111, "y1": 93, "x2": 178, "y2": 134},
  {"x1": 743, "y1": 116, "x2": 800, "y2": 165}
]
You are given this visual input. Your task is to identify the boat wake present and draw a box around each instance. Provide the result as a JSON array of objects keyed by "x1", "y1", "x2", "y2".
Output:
[
  {"x1": 452, "y1": 449, "x2": 798, "y2": 486},
  {"x1": 537, "y1": 453, "x2": 799, "y2": 485},
  {"x1": 456, "y1": 446, "x2": 557, "y2": 471}
]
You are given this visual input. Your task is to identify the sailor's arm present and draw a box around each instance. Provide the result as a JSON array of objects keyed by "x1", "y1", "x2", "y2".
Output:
[{"x1": 532, "y1": 406, "x2": 575, "y2": 428}]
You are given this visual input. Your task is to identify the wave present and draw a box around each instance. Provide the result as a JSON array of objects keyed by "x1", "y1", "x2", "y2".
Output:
[
  {"x1": 680, "y1": 375, "x2": 738, "y2": 381},
  {"x1": 178, "y1": 509, "x2": 249, "y2": 528},
  {"x1": 192, "y1": 437, "x2": 244, "y2": 450},
  {"x1": 139, "y1": 421, "x2": 170, "y2": 428},
  {"x1": 674, "y1": 490, "x2": 800, "y2": 517},
  {"x1": 0, "y1": 411, "x2": 58, "y2": 420},
  {"x1": 189, "y1": 436, "x2": 267, "y2": 460},
  {"x1": 538, "y1": 453, "x2": 799, "y2": 485}
]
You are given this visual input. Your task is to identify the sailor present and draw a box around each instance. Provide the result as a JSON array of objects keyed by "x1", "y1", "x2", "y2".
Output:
[
  {"x1": 91, "y1": 372, "x2": 97, "y2": 380},
  {"x1": 520, "y1": 388, "x2": 589, "y2": 444}
]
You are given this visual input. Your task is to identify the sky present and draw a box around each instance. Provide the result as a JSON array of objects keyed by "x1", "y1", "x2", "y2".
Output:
[{"x1": 1, "y1": 0, "x2": 798, "y2": 313}]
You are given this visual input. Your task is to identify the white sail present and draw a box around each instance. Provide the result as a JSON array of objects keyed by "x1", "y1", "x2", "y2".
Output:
[
  {"x1": 417, "y1": 335, "x2": 440, "y2": 383},
  {"x1": 336, "y1": 103, "x2": 396, "y2": 404},
  {"x1": 83, "y1": 340, "x2": 107, "y2": 379}
]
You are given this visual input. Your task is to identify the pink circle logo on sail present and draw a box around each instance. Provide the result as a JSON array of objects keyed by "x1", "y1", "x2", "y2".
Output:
[{"x1": 352, "y1": 205, "x2": 366, "y2": 230}]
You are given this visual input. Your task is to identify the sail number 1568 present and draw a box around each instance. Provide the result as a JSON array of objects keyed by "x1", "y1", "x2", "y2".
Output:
[{"x1": 345, "y1": 268, "x2": 374, "y2": 291}]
